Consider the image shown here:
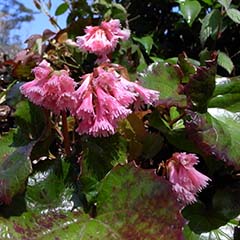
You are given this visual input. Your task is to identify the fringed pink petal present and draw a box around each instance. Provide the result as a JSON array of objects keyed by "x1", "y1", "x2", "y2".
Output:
[
  {"x1": 72, "y1": 65, "x2": 159, "y2": 137},
  {"x1": 166, "y1": 152, "x2": 211, "y2": 205},
  {"x1": 20, "y1": 60, "x2": 76, "y2": 114},
  {"x1": 76, "y1": 19, "x2": 130, "y2": 63}
]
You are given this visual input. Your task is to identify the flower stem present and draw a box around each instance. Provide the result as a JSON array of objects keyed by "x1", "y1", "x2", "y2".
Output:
[{"x1": 61, "y1": 111, "x2": 71, "y2": 156}]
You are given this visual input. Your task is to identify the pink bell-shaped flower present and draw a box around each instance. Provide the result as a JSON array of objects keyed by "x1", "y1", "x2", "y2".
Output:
[
  {"x1": 166, "y1": 152, "x2": 211, "y2": 205},
  {"x1": 71, "y1": 64, "x2": 159, "y2": 137},
  {"x1": 76, "y1": 19, "x2": 130, "y2": 63},
  {"x1": 20, "y1": 60, "x2": 76, "y2": 114}
]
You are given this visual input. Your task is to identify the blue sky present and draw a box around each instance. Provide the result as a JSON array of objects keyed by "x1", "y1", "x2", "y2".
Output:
[{"x1": 13, "y1": 0, "x2": 68, "y2": 45}]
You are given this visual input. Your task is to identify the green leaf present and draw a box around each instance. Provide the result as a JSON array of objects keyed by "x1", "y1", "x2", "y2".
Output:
[
  {"x1": 212, "y1": 76, "x2": 240, "y2": 97},
  {"x1": 13, "y1": 100, "x2": 53, "y2": 160},
  {"x1": 5, "y1": 82, "x2": 22, "y2": 107},
  {"x1": 136, "y1": 49, "x2": 148, "y2": 72},
  {"x1": 0, "y1": 163, "x2": 185, "y2": 239},
  {"x1": 217, "y1": 51, "x2": 234, "y2": 74},
  {"x1": 209, "y1": 76, "x2": 240, "y2": 112},
  {"x1": 182, "y1": 202, "x2": 229, "y2": 234},
  {"x1": 183, "y1": 223, "x2": 236, "y2": 240},
  {"x1": 133, "y1": 35, "x2": 154, "y2": 54},
  {"x1": 26, "y1": 163, "x2": 73, "y2": 211},
  {"x1": 55, "y1": 2, "x2": 69, "y2": 16},
  {"x1": 82, "y1": 134, "x2": 127, "y2": 180},
  {"x1": 93, "y1": 0, "x2": 111, "y2": 13},
  {"x1": 184, "y1": 58, "x2": 217, "y2": 113},
  {"x1": 217, "y1": 0, "x2": 231, "y2": 10},
  {"x1": 141, "y1": 133, "x2": 164, "y2": 159},
  {"x1": 200, "y1": 9, "x2": 222, "y2": 45},
  {"x1": 183, "y1": 180, "x2": 240, "y2": 238},
  {"x1": 201, "y1": 0, "x2": 214, "y2": 5},
  {"x1": 140, "y1": 62, "x2": 187, "y2": 108},
  {"x1": 226, "y1": 8, "x2": 240, "y2": 24},
  {"x1": 97, "y1": 163, "x2": 185, "y2": 239},
  {"x1": 209, "y1": 93, "x2": 240, "y2": 112},
  {"x1": 13, "y1": 100, "x2": 47, "y2": 145},
  {"x1": 178, "y1": 53, "x2": 197, "y2": 83},
  {"x1": 180, "y1": 0, "x2": 202, "y2": 26},
  {"x1": 111, "y1": 3, "x2": 127, "y2": 20},
  {"x1": 0, "y1": 130, "x2": 15, "y2": 160},
  {"x1": 183, "y1": 225, "x2": 200, "y2": 239},
  {"x1": 119, "y1": 113, "x2": 164, "y2": 161},
  {"x1": 186, "y1": 108, "x2": 240, "y2": 169},
  {"x1": 0, "y1": 210, "x2": 92, "y2": 240},
  {"x1": 0, "y1": 141, "x2": 35, "y2": 204},
  {"x1": 149, "y1": 110, "x2": 200, "y2": 153},
  {"x1": 213, "y1": 183, "x2": 240, "y2": 220}
]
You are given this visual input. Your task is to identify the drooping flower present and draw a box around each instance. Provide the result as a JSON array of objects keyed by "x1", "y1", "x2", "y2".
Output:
[
  {"x1": 76, "y1": 19, "x2": 130, "y2": 63},
  {"x1": 166, "y1": 152, "x2": 210, "y2": 205},
  {"x1": 20, "y1": 60, "x2": 76, "y2": 114},
  {"x1": 71, "y1": 64, "x2": 159, "y2": 137}
]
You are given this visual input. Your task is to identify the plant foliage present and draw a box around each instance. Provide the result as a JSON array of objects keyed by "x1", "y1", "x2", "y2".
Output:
[{"x1": 1, "y1": 0, "x2": 240, "y2": 239}]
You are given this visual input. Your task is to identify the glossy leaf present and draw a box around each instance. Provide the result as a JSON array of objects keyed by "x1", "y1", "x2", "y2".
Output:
[
  {"x1": 141, "y1": 133, "x2": 164, "y2": 159},
  {"x1": 119, "y1": 113, "x2": 164, "y2": 161},
  {"x1": 182, "y1": 202, "x2": 229, "y2": 234},
  {"x1": 180, "y1": 0, "x2": 201, "y2": 27},
  {"x1": 217, "y1": 51, "x2": 234, "y2": 74},
  {"x1": 118, "y1": 114, "x2": 146, "y2": 161},
  {"x1": 184, "y1": 57, "x2": 217, "y2": 113},
  {"x1": 227, "y1": 8, "x2": 240, "y2": 24},
  {"x1": 183, "y1": 223, "x2": 235, "y2": 240},
  {"x1": 200, "y1": 9, "x2": 222, "y2": 45},
  {"x1": 136, "y1": 49, "x2": 148, "y2": 71},
  {"x1": 148, "y1": 110, "x2": 200, "y2": 153},
  {"x1": 183, "y1": 226, "x2": 200, "y2": 240},
  {"x1": 0, "y1": 210, "x2": 92, "y2": 240},
  {"x1": 0, "y1": 163, "x2": 185, "y2": 239},
  {"x1": 217, "y1": 0, "x2": 231, "y2": 10},
  {"x1": 0, "y1": 130, "x2": 15, "y2": 160},
  {"x1": 111, "y1": 3, "x2": 128, "y2": 20},
  {"x1": 178, "y1": 53, "x2": 196, "y2": 83},
  {"x1": 201, "y1": 0, "x2": 214, "y2": 5},
  {"x1": 0, "y1": 141, "x2": 35, "y2": 204},
  {"x1": 213, "y1": 183, "x2": 240, "y2": 221},
  {"x1": 55, "y1": 3, "x2": 69, "y2": 16},
  {"x1": 140, "y1": 62, "x2": 187, "y2": 108},
  {"x1": 208, "y1": 76, "x2": 240, "y2": 112},
  {"x1": 5, "y1": 82, "x2": 23, "y2": 107},
  {"x1": 82, "y1": 134, "x2": 127, "y2": 180},
  {"x1": 212, "y1": 76, "x2": 240, "y2": 96},
  {"x1": 183, "y1": 182, "x2": 240, "y2": 238},
  {"x1": 185, "y1": 108, "x2": 240, "y2": 169},
  {"x1": 26, "y1": 162, "x2": 73, "y2": 211},
  {"x1": 97, "y1": 163, "x2": 185, "y2": 239},
  {"x1": 133, "y1": 35, "x2": 153, "y2": 54},
  {"x1": 13, "y1": 100, "x2": 48, "y2": 146}
]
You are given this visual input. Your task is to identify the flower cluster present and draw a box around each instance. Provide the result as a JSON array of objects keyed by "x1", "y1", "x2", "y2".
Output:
[
  {"x1": 72, "y1": 65, "x2": 159, "y2": 137},
  {"x1": 166, "y1": 152, "x2": 210, "y2": 205},
  {"x1": 76, "y1": 19, "x2": 130, "y2": 63},
  {"x1": 19, "y1": 18, "x2": 211, "y2": 206},
  {"x1": 20, "y1": 19, "x2": 159, "y2": 137},
  {"x1": 20, "y1": 60, "x2": 76, "y2": 114}
]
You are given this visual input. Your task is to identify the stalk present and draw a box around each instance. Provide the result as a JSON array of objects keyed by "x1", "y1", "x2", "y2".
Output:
[{"x1": 61, "y1": 111, "x2": 71, "y2": 156}]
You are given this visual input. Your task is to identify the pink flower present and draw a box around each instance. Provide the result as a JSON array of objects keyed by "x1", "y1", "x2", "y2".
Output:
[
  {"x1": 166, "y1": 152, "x2": 210, "y2": 205},
  {"x1": 71, "y1": 64, "x2": 159, "y2": 137},
  {"x1": 76, "y1": 19, "x2": 130, "y2": 63},
  {"x1": 20, "y1": 60, "x2": 76, "y2": 114}
]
